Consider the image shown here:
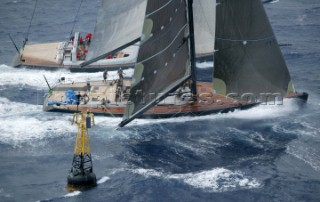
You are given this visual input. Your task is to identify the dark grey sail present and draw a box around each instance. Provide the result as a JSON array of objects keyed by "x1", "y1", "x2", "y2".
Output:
[
  {"x1": 119, "y1": 0, "x2": 192, "y2": 127},
  {"x1": 83, "y1": 0, "x2": 147, "y2": 66},
  {"x1": 213, "y1": 0, "x2": 295, "y2": 101}
]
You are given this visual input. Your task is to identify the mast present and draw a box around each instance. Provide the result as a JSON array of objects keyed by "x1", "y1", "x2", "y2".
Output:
[{"x1": 187, "y1": 0, "x2": 197, "y2": 96}]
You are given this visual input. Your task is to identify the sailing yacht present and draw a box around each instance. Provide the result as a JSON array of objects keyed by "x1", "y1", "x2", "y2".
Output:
[
  {"x1": 43, "y1": 0, "x2": 308, "y2": 127},
  {"x1": 12, "y1": 0, "x2": 140, "y2": 72},
  {"x1": 13, "y1": 37, "x2": 138, "y2": 72},
  {"x1": 13, "y1": 0, "x2": 214, "y2": 72}
]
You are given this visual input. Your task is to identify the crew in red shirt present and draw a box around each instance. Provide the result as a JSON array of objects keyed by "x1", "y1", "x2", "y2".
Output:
[
  {"x1": 79, "y1": 37, "x2": 84, "y2": 45},
  {"x1": 85, "y1": 33, "x2": 92, "y2": 46},
  {"x1": 85, "y1": 33, "x2": 92, "y2": 41}
]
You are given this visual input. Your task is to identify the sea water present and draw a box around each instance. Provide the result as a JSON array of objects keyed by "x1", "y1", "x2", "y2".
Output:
[{"x1": 0, "y1": 0, "x2": 320, "y2": 201}]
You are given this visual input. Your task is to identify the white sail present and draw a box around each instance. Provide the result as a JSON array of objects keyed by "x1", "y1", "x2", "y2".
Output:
[
  {"x1": 194, "y1": 0, "x2": 216, "y2": 58},
  {"x1": 84, "y1": 0, "x2": 147, "y2": 64}
]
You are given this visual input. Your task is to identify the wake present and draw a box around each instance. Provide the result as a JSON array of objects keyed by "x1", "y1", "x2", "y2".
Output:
[{"x1": 0, "y1": 64, "x2": 134, "y2": 89}]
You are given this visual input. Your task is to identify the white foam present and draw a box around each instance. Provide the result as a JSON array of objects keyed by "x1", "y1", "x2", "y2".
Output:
[
  {"x1": 130, "y1": 168, "x2": 261, "y2": 192},
  {"x1": 64, "y1": 191, "x2": 81, "y2": 197},
  {"x1": 0, "y1": 95, "x2": 300, "y2": 147},
  {"x1": 116, "y1": 99, "x2": 299, "y2": 127},
  {"x1": 0, "y1": 96, "x2": 127, "y2": 145},
  {"x1": 196, "y1": 61, "x2": 213, "y2": 69},
  {"x1": 175, "y1": 169, "x2": 260, "y2": 192},
  {"x1": 226, "y1": 99, "x2": 297, "y2": 120},
  {"x1": 88, "y1": 99, "x2": 299, "y2": 130},
  {"x1": 97, "y1": 176, "x2": 110, "y2": 184},
  {"x1": 131, "y1": 169, "x2": 163, "y2": 177},
  {"x1": 0, "y1": 97, "x2": 41, "y2": 115},
  {"x1": 0, "y1": 64, "x2": 133, "y2": 89},
  {"x1": 0, "y1": 97, "x2": 75, "y2": 145},
  {"x1": 0, "y1": 114, "x2": 73, "y2": 146}
]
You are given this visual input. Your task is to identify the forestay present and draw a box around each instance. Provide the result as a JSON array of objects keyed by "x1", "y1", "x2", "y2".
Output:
[
  {"x1": 193, "y1": 0, "x2": 216, "y2": 58},
  {"x1": 83, "y1": 0, "x2": 147, "y2": 66},
  {"x1": 213, "y1": 0, "x2": 294, "y2": 100},
  {"x1": 119, "y1": 0, "x2": 192, "y2": 127}
]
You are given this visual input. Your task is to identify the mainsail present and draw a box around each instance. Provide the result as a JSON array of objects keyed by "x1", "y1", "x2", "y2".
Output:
[
  {"x1": 213, "y1": 0, "x2": 294, "y2": 100},
  {"x1": 82, "y1": 0, "x2": 147, "y2": 66},
  {"x1": 193, "y1": 0, "x2": 216, "y2": 58},
  {"x1": 119, "y1": 0, "x2": 193, "y2": 127}
]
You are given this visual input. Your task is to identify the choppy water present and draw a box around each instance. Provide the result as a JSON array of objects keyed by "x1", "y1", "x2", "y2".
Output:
[{"x1": 0, "y1": 0, "x2": 320, "y2": 201}]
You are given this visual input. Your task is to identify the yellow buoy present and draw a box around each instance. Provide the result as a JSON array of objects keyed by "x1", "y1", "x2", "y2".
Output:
[{"x1": 67, "y1": 112, "x2": 97, "y2": 190}]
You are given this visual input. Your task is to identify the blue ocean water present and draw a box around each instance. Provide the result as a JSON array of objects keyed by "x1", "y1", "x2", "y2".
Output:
[{"x1": 0, "y1": 0, "x2": 320, "y2": 201}]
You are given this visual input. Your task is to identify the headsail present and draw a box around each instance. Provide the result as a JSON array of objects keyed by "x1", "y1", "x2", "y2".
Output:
[
  {"x1": 119, "y1": 0, "x2": 192, "y2": 127},
  {"x1": 193, "y1": 0, "x2": 216, "y2": 58},
  {"x1": 82, "y1": 0, "x2": 147, "y2": 66},
  {"x1": 213, "y1": 0, "x2": 294, "y2": 101}
]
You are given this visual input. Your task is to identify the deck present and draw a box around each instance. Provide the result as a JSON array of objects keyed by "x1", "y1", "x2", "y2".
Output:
[
  {"x1": 20, "y1": 42, "x2": 61, "y2": 67},
  {"x1": 45, "y1": 80, "x2": 253, "y2": 117}
]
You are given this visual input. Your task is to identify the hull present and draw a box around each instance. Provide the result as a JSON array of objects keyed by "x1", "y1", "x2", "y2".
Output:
[
  {"x1": 14, "y1": 41, "x2": 137, "y2": 72},
  {"x1": 43, "y1": 81, "x2": 259, "y2": 118},
  {"x1": 14, "y1": 62, "x2": 135, "y2": 73},
  {"x1": 43, "y1": 79, "x2": 308, "y2": 119},
  {"x1": 44, "y1": 102, "x2": 258, "y2": 119},
  {"x1": 14, "y1": 42, "x2": 215, "y2": 73},
  {"x1": 287, "y1": 92, "x2": 309, "y2": 102}
]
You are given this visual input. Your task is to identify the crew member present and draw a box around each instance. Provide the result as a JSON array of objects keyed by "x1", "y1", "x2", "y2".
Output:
[
  {"x1": 103, "y1": 70, "x2": 108, "y2": 83},
  {"x1": 76, "y1": 92, "x2": 81, "y2": 111},
  {"x1": 86, "y1": 80, "x2": 91, "y2": 95},
  {"x1": 79, "y1": 37, "x2": 84, "y2": 45},
  {"x1": 85, "y1": 33, "x2": 92, "y2": 45},
  {"x1": 118, "y1": 68, "x2": 125, "y2": 80}
]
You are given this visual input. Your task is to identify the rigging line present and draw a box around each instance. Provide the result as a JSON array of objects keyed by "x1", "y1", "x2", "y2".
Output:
[
  {"x1": 216, "y1": 35, "x2": 275, "y2": 42},
  {"x1": 138, "y1": 24, "x2": 188, "y2": 64},
  {"x1": 217, "y1": 43, "x2": 246, "y2": 52},
  {"x1": 142, "y1": 2, "x2": 185, "y2": 46},
  {"x1": 25, "y1": 0, "x2": 38, "y2": 41},
  {"x1": 146, "y1": 0, "x2": 174, "y2": 17},
  {"x1": 8, "y1": 34, "x2": 20, "y2": 54},
  {"x1": 70, "y1": 0, "x2": 85, "y2": 36}
]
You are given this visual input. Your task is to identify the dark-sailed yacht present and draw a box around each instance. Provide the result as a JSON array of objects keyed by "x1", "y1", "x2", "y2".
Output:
[{"x1": 43, "y1": 0, "x2": 308, "y2": 127}]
